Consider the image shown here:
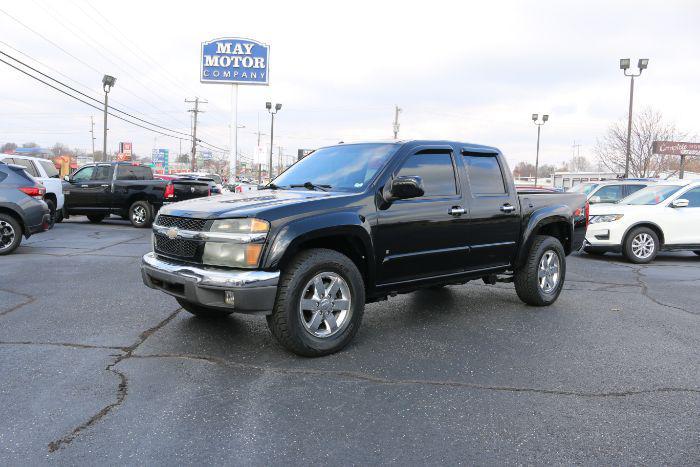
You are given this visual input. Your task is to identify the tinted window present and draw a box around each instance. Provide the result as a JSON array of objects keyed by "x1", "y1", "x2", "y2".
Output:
[
  {"x1": 464, "y1": 155, "x2": 506, "y2": 195},
  {"x1": 396, "y1": 152, "x2": 457, "y2": 197},
  {"x1": 39, "y1": 160, "x2": 60, "y2": 178},
  {"x1": 592, "y1": 185, "x2": 622, "y2": 203},
  {"x1": 73, "y1": 166, "x2": 95, "y2": 181},
  {"x1": 93, "y1": 165, "x2": 112, "y2": 181},
  {"x1": 117, "y1": 165, "x2": 152, "y2": 180},
  {"x1": 681, "y1": 187, "x2": 700, "y2": 207},
  {"x1": 13, "y1": 158, "x2": 39, "y2": 177}
]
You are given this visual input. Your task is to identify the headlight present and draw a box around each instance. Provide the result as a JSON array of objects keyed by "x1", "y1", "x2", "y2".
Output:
[
  {"x1": 210, "y1": 218, "x2": 269, "y2": 234},
  {"x1": 203, "y1": 218, "x2": 268, "y2": 268},
  {"x1": 589, "y1": 214, "x2": 623, "y2": 224}
]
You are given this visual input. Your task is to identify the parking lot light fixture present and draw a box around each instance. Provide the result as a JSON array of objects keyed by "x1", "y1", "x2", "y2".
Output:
[
  {"x1": 532, "y1": 113, "x2": 548, "y2": 187},
  {"x1": 266, "y1": 102, "x2": 282, "y2": 180},
  {"x1": 101, "y1": 74, "x2": 116, "y2": 163},
  {"x1": 620, "y1": 57, "x2": 649, "y2": 178}
]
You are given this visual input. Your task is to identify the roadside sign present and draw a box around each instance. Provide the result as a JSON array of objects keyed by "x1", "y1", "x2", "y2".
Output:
[
  {"x1": 200, "y1": 37, "x2": 269, "y2": 85},
  {"x1": 653, "y1": 141, "x2": 700, "y2": 156}
]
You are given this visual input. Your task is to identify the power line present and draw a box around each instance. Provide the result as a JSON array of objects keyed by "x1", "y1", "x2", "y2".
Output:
[{"x1": 0, "y1": 49, "x2": 193, "y2": 138}]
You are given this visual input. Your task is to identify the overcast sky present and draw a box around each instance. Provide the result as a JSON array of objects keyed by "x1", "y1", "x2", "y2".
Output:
[{"x1": 1, "y1": 0, "x2": 698, "y2": 169}]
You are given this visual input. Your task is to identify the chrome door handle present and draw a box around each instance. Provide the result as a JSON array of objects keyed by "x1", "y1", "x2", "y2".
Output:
[
  {"x1": 448, "y1": 206, "x2": 466, "y2": 216},
  {"x1": 100, "y1": 184, "x2": 109, "y2": 187},
  {"x1": 80, "y1": 184, "x2": 88, "y2": 188},
  {"x1": 500, "y1": 204, "x2": 516, "y2": 213}
]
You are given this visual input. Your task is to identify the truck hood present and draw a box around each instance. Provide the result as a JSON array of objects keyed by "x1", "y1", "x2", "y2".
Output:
[{"x1": 159, "y1": 188, "x2": 354, "y2": 219}]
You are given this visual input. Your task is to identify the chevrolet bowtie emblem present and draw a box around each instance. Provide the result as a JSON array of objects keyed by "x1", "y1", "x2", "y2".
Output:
[
  {"x1": 166, "y1": 227, "x2": 179, "y2": 239},
  {"x1": 190, "y1": 186, "x2": 196, "y2": 193}
]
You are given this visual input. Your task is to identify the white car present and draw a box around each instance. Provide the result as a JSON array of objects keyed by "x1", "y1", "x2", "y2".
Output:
[
  {"x1": 584, "y1": 180, "x2": 700, "y2": 263},
  {"x1": 568, "y1": 180, "x2": 654, "y2": 205},
  {"x1": 0, "y1": 154, "x2": 64, "y2": 227}
]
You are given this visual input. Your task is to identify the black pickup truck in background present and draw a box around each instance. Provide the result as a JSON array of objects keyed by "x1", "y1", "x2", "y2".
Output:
[
  {"x1": 62, "y1": 162, "x2": 210, "y2": 227},
  {"x1": 141, "y1": 141, "x2": 587, "y2": 356}
]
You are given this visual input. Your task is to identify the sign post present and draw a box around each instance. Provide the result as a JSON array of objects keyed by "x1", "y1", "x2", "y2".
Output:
[
  {"x1": 201, "y1": 37, "x2": 270, "y2": 183},
  {"x1": 652, "y1": 141, "x2": 700, "y2": 179}
]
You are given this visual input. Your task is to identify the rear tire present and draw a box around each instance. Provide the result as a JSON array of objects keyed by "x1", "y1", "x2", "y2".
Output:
[
  {"x1": 0, "y1": 214, "x2": 22, "y2": 255},
  {"x1": 44, "y1": 199, "x2": 56, "y2": 229},
  {"x1": 55, "y1": 207, "x2": 64, "y2": 223},
  {"x1": 514, "y1": 235, "x2": 566, "y2": 306},
  {"x1": 266, "y1": 248, "x2": 365, "y2": 357},
  {"x1": 87, "y1": 214, "x2": 105, "y2": 223},
  {"x1": 129, "y1": 201, "x2": 153, "y2": 228},
  {"x1": 176, "y1": 298, "x2": 232, "y2": 318},
  {"x1": 623, "y1": 227, "x2": 659, "y2": 264}
]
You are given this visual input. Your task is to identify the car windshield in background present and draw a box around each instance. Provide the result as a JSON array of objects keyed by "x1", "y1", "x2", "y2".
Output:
[
  {"x1": 568, "y1": 183, "x2": 598, "y2": 195},
  {"x1": 272, "y1": 143, "x2": 399, "y2": 192},
  {"x1": 622, "y1": 185, "x2": 681, "y2": 205}
]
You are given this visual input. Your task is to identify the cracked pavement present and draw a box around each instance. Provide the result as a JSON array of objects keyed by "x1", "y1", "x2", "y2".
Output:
[{"x1": 1, "y1": 218, "x2": 698, "y2": 464}]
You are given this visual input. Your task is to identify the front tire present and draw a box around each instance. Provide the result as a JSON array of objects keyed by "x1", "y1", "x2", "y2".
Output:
[
  {"x1": 129, "y1": 201, "x2": 153, "y2": 228},
  {"x1": 623, "y1": 227, "x2": 659, "y2": 264},
  {"x1": 44, "y1": 199, "x2": 56, "y2": 229},
  {"x1": 266, "y1": 248, "x2": 365, "y2": 357},
  {"x1": 514, "y1": 235, "x2": 566, "y2": 306},
  {"x1": 176, "y1": 298, "x2": 233, "y2": 318},
  {"x1": 0, "y1": 214, "x2": 22, "y2": 255}
]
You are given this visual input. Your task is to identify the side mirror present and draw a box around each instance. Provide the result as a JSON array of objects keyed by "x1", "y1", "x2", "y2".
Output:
[
  {"x1": 671, "y1": 198, "x2": 689, "y2": 208},
  {"x1": 589, "y1": 195, "x2": 601, "y2": 204},
  {"x1": 384, "y1": 175, "x2": 425, "y2": 203},
  {"x1": 63, "y1": 175, "x2": 71, "y2": 182}
]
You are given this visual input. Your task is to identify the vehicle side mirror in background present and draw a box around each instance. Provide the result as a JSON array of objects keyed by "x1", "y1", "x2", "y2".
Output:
[
  {"x1": 589, "y1": 195, "x2": 601, "y2": 204},
  {"x1": 384, "y1": 175, "x2": 425, "y2": 203},
  {"x1": 63, "y1": 175, "x2": 71, "y2": 182},
  {"x1": 671, "y1": 198, "x2": 689, "y2": 208}
]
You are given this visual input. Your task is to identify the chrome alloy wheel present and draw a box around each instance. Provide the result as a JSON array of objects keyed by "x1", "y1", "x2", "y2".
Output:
[
  {"x1": 0, "y1": 220, "x2": 16, "y2": 251},
  {"x1": 538, "y1": 250, "x2": 561, "y2": 294},
  {"x1": 132, "y1": 205, "x2": 147, "y2": 224},
  {"x1": 631, "y1": 233, "x2": 655, "y2": 259},
  {"x1": 299, "y1": 272, "x2": 352, "y2": 338}
]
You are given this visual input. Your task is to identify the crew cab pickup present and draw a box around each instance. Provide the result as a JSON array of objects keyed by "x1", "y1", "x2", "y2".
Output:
[
  {"x1": 63, "y1": 162, "x2": 210, "y2": 227},
  {"x1": 141, "y1": 141, "x2": 587, "y2": 356}
]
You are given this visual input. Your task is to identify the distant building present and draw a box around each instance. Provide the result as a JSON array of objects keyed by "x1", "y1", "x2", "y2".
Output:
[{"x1": 553, "y1": 171, "x2": 620, "y2": 189}]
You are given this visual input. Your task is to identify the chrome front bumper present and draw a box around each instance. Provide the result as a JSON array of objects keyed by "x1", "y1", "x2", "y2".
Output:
[{"x1": 141, "y1": 252, "x2": 280, "y2": 314}]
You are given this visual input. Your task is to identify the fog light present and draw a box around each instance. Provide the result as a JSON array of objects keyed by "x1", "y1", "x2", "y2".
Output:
[{"x1": 224, "y1": 290, "x2": 235, "y2": 306}]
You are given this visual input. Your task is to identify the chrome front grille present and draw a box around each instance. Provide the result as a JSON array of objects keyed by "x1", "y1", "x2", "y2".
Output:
[{"x1": 155, "y1": 215, "x2": 207, "y2": 231}]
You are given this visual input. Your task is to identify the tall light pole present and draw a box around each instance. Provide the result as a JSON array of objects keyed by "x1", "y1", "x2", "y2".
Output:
[
  {"x1": 619, "y1": 58, "x2": 649, "y2": 178},
  {"x1": 101, "y1": 75, "x2": 116, "y2": 162},
  {"x1": 532, "y1": 113, "x2": 548, "y2": 187},
  {"x1": 266, "y1": 102, "x2": 282, "y2": 181}
]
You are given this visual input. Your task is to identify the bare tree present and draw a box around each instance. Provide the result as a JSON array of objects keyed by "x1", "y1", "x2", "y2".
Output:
[{"x1": 595, "y1": 108, "x2": 686, "y2": 178}]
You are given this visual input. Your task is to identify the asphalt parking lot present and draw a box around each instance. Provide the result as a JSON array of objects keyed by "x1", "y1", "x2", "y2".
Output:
[{"x1": 1, "y1": 218, "x2": 698, "y2": 465}]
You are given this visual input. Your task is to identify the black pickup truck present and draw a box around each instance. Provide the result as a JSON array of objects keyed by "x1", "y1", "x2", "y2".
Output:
[
  {"x1": 141, "y1": 141, "x2": 587, "y2": 356},
  {"x1": 62, "y1": 162, "x2": 210, "y2": 227}
]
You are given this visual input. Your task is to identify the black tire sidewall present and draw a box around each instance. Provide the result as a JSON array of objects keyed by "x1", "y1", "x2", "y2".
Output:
[
  {"x1": 533, "y1": 238, "x2": 566, "y2": 304},
  {"x1": 515, "y1": 236, "x2": 566, "y2": 306},
  {"x1": 0, "y1": 214, "x2": 22, "y2": 255},
  {"x1": 129, "y1": 201, "x2": 152, "y2": 228},
  {"x1": 44, "y1": 199, "x2": 56, "y2": 229},
  {"x1": 274, "y1": 250, "x2": 365, "y2": 356},
  {"x1": 623, "y1": 227, "x2": 659, "y2": 264}
]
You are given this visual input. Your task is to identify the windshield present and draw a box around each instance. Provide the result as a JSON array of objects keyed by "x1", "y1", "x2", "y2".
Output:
[
  {"x1": 272, "y1": 143, "x2": 398, "y2": 192},
  {"x1": 568, "y1": 183, "x2": 598, "y2": 195},
  {"x1": 622, "y1": 185, "x2": 681, "y2": 205}
]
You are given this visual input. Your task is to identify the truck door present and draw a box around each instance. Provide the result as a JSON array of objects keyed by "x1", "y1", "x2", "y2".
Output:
[
  {"x1": 65, "y1": 165, "x2": 96, "y2": 210},
  {"x1": 83, "y1": 164, "x2": 113, "y2": 211},
  {"x1": 375, "y1": 147, "x2": 471, "y2": 286},
  {"x1": 461, "y1": 151, "x2": 520, "y2": 269}
]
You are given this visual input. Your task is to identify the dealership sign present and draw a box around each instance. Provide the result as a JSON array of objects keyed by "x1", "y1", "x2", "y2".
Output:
[
  {"x1": 200, "y1": 38, "x2": 269, "y2": 85},
  {"x1": 653, "y1": 141, "x2": 700, "y2": 156}
]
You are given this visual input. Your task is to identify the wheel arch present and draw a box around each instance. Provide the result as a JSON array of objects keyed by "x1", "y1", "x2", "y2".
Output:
[
  {"x1": 516, "y1": 208, "x2": 573, "y2": 269},
  {"x1": 622, "y1": 221, "x2": 665, "y2": 247},
  {"x1": 0, "y1": 205, "x2": 26, "y2": 236}
]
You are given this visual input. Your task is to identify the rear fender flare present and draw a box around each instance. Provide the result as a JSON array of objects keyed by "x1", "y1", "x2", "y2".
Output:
[{"x1": 516, "y1": 205, "x2": 573, "y2": 269}]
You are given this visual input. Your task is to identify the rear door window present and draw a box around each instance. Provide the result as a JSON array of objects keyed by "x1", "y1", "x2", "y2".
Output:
[
  {"x1": 93, "y1": 165, "x2": 112, "y2": 181},
  {"x1": 117, "y1": 165, "x2": 152, "y2": 180},
  {"x1": 396, "y1": 152, "x2": 457, "y2": 197},
  {"x1": 13, "y1": 158, "x2": 39, "y2": 177},
  {"x1": 463, "y1": 155, "x2": 506, "y2": 195},
  {"x1": 594, "y1": 185, "x2": 623, "y2": 203}
]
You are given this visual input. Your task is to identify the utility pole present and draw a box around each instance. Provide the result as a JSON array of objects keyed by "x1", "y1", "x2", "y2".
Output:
[
  {"x1": 392, "y1": 105, "x2": 402, "y2": 140},
  {"x1": 278, "y1": 146, "x2": 283, "y2": 176},
  {"x1": 266, "y1": 102, "x2": 282, "y2": 182},
  {"x1": 89, "y1": 116, "x2": 96, "y2": 159},
  {"x1": 186, "y1": 97, "x2": 207, "y2": 172},
  {"x1": 571, "y1": 140, "x2": 582, "y2": 171},
  {"x1": 619, "y1": 58, "x2": 649, "y2": 178},
  {"x1": 254, "y1": 113, "x2": 267, "y2": 184}
]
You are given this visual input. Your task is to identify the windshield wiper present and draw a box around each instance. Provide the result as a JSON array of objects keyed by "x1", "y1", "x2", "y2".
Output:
[
  {"x1": 260, "y1": 182, "x2": 285, "y2": 190},
  {"x1": 290, "y1": 181, "x2": 332, "y2": 191}
]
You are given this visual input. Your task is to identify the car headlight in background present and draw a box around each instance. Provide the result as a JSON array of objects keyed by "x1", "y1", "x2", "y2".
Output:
[
  {"x1": 203, "y1": 218, "x2": 269, "y2": 268},
  {"x1": 589, "y1": 214, "x2": 623, "y2": 224}
]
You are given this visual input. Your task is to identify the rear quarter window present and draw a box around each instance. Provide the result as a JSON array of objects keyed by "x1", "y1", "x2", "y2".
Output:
[{"x1": 464, "y1": 155, "x2": 506, "y2": 195}]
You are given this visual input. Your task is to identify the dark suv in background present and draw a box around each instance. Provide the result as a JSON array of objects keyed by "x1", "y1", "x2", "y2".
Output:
[{"x1": 0, "y1": 162, "x2": 50, "y2": 255}]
